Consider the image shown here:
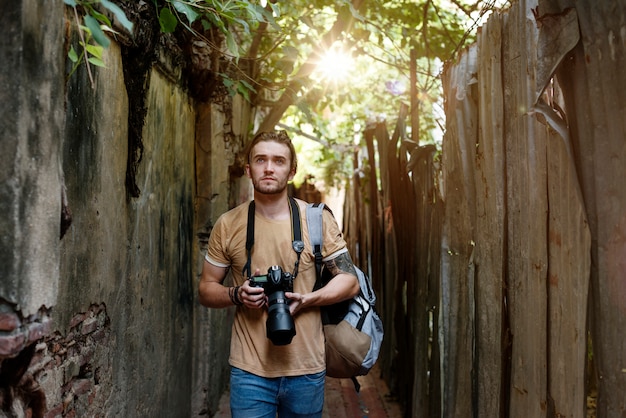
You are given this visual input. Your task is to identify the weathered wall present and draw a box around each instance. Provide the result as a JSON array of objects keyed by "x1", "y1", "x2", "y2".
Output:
[
  {"x1": 1, "y1": 1, "x2": 241, "y2": 416},
  {"x1": 192, "y1": 97, "x2": 252, "y2": 415},
  {"x1": 57, "y1": 41, "x2": 197, "y2": 415},
  {"x1": 0, "y1": 1, "x2": 63, "y2": 312},
  {"x1": 1, "y1": 1, "x2": 64, "y2": 415}
]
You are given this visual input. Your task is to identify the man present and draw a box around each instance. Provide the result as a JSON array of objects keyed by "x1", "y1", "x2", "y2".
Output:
[{"x1": 198, "y1": 130, "x2": 359, "y2": 417}]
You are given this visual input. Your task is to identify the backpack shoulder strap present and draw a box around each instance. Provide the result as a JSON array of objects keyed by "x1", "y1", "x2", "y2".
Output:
[
  {"x1": 306, "y1": 203, "x2": 338, "y2": 285},
  {"x1": 306, "y1": 203, "x2": 325, "y2": 288},
  {"x1": 306, "y1": 202, "x2": 333, "y2": 327}
]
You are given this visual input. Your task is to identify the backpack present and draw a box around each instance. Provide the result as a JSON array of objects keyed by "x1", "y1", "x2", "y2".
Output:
[{"x1": 306, "y1": 203, "x2": 384, "y2": 391}]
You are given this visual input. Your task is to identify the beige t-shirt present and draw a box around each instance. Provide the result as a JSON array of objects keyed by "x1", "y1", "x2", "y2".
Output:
[{"x1": 205, "y1": 199, "x2": 348, "y2": 377}]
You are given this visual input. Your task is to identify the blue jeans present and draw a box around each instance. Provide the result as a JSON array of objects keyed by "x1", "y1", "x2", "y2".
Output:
[{"x1": 229, "y1": 367, "x2": 326, "y2": 418}]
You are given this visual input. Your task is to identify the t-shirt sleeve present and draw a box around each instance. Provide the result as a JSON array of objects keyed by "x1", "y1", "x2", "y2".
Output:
[
  {"x1": 321, "y1": 208, "x2": 349, "y2": 261},
  {"x1": 205, "y1": 214, "x2": 231, "y2": 268}
]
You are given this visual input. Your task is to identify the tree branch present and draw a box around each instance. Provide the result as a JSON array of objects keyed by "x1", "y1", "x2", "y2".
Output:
[{"x1": 256, "y1": 0, "x2": 366, "y2": 134}]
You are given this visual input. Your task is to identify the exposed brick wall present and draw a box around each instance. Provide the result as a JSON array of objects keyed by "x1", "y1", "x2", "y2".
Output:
[
  {"x1": 0, "y1": 301, "x2": 52, "y2": 417},
  {"x1": 0, "y1": 303, "x2": 112, "y2": 417},
  {"x1": 0, "y1": 302, "x2": 52, "y2": 358}
]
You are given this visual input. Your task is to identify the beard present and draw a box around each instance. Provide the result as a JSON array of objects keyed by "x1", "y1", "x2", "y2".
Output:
[{"x1": 251, "y1": 176, "x2": 289, "y2": 195}]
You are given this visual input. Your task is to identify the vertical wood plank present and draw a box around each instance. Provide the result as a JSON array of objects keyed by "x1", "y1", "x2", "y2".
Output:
[
  {"x1": 545, "y1": 123, "x2": 590, "y2": 418},
  {"x1": 440, "y1": 45, "x2": 478, "y2": 417},
  {"x1": 548, "y1": 0, "x2": 626, "y2": 414},
  {"x1": 502, "y1": 1, "x2": 549, "y2": 417},
  {"x1": 475, "y1": 11, "x2": 506, "y2": 418}
]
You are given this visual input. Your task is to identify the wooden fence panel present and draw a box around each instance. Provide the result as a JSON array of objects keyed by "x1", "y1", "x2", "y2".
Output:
[
  {"x1": 474, "y1": 10, "x2": 506, "y2": 418},
  {"x1": 406, "y1": 140, "x2": 439, "y2": 417},
  {"x1": 545, "y1": 0, "x2": 626, "y2": 414},
  {"x1": 344, "y1": 1, "x2": 626, "y2": 416},
  {"x1": 369, "y1": 122, "x2": 402, "y2": 397},
  {"x1": 435, "y1": 0, "x2": 593, "y2": 416},
  {"x1": 386, "y1": 106, "x2": 420, "y2": 409},
  {"x1": 545, "y1": 124, "x2": 590, "y2": 418},
  {"x1": 502, "y1": 2, "x2": 550, "y2": 417},
  {"x1": 440, "y1": 45, "x2": 478, "y2": 417}
]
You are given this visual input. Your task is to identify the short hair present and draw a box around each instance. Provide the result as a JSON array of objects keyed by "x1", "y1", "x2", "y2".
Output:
[{"x1": 247, "y1": 130, "x2": 298, "y2": 171}]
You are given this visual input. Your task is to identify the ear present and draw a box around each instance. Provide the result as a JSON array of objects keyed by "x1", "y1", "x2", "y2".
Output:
[
  {"x1": 288, "y1": 167, "x2": 296, "y2": 181},
  {"x1": 245, "y1": 164, "x2": 251, "y2": 178}
]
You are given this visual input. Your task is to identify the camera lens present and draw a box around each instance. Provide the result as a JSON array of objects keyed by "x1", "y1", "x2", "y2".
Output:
[{"x1": 266, "y1": 290, "x2": 296, "y2": 345}]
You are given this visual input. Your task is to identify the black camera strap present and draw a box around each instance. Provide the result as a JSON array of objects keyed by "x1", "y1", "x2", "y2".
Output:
[{"x1": 242, "y1": 197, "x2": 304, "y2": 279}]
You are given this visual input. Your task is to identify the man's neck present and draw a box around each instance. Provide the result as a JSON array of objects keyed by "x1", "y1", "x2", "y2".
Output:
[{"x1": 253, "y1": 192, "x2": 291, "y2": 220}]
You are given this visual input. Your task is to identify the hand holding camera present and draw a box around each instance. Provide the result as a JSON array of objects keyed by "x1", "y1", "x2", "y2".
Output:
[
  {"x1": 249, "y1": 265, "x2": 296, "y2": 346},
  {"x1": 238, "y1": 278, "x2": 266, "y2": 309}
]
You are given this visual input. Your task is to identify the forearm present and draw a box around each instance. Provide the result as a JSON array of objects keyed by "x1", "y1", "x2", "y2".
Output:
[
  {"x1": 198, "y1": 280, "x2": 239, "y2": 308},
  {"x1": 198, "y1": 260, "x2": 241, "y2": 308},
  {"x1": 299, "y1": 272, "x2": 359, "y2": 309},
  {"x1": 306, "y1": 250, "x2": 360, "y2": 307}
]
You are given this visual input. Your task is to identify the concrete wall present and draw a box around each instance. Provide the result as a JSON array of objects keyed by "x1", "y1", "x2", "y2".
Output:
[
  {"x1": 1, "y1": 0, "x2": 63, "y2": 314},
  {"x1": 192, "y1": 96, "x2": 253, "y2": 415},
  {"x1": 1, "y1": 1, "x2": 242, "y2": 416}
]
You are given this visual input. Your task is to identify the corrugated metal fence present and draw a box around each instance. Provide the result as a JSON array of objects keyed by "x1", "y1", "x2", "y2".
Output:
[{"x1": 343, "y1": 0, "x2": 626, "y2": 416}]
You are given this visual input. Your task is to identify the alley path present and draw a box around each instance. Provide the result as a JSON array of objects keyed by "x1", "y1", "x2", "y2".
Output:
[{"x1": 211, "y1": 364, "x2": 403, "y2": 417}]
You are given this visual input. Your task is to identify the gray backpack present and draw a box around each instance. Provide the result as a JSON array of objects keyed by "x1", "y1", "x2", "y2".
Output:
[{"x1": 306, "y1": 203, "x2": 384, "y2": 391}]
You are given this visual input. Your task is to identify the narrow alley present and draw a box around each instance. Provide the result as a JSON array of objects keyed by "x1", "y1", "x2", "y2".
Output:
[{"x1": 211, "y1": 365, "x2": 404, "y2": 417}]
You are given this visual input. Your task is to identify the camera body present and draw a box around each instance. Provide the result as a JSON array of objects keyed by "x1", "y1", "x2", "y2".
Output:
[
  {"x1": 249, "y1": 265, "x2": 294, "y2": 294},
  {"x1": 249, "y1": 265, "x2": 296, "y2": 345}
]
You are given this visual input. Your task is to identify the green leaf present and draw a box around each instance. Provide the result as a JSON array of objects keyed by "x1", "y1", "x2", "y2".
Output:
[
  {"x1": 233, "y1": 17, "x2": 250, "y2": 34},
  {"x1": 239, "y1": 78, "x2": 256, "y2": 93},
  {"x1": 100, "y1": 24, "x2": 120, "y2": 35},
  {"x1": 222, "y1": 78, "x2": 234, "y2": 89},
  {"x1": 159, "y1": 8, "x2": 178, "y2": 33},
  {"x1": 225, "y1": 31, "x2": 239, "y2": 60},
  {"x1": 269, "y1": 3, "x2": 280, "y2": 18},
  {"x1": 89, "y1": 8, "x2": 112, "y2": 27},
  {"x1": 200, "y1": 18, "x2": 211, "y2": 31},
  {"x1": 68, "y1": 45, "x2": 79, "y2": 63},
  {"x1": 237, "y1": 82, "x2": 251, "y2": 102},
  {"x1": 84, "y1": 14, "x2": 110, "y2": 48},
  {"x1": 101, "y1": 0, "x2": 134, "y2": 32},
  {"x1": 245, "y1": 3, "x2": 264, "y2": 22},
  {"x1": 203, "y1": 12, "x2": 225, "y2": 31},
  {"x1": 78, "y1": 24, "x2": 91, "y2": 35},
  {"x1": 85, "y1": 43, "x2": 104, "y2": 60},
  {"x1": 172, "y1": 0, "x2": 199, "y2": 24},
  {"x1": 87, "y1": 56, "x2": 106, "y2": 67},
  {"x1": 63, "y1": 0, "x2": 77, "y2": 7}
]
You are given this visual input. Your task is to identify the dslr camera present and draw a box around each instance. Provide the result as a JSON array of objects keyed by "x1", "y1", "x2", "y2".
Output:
[{"x1": 249, "y1": 265, "x2": 296, "y2": 346}]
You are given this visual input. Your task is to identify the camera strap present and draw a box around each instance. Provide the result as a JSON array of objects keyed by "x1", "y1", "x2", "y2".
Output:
[{"x1": 242, "y1": 197, "x2": 304, "y2": 279}]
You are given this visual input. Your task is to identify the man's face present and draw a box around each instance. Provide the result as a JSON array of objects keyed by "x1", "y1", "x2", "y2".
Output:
[{"x1": 246, "y1": 140, "x2": 295, "y2": 195}]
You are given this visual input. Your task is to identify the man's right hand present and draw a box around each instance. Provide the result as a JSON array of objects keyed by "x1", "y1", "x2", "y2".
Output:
[{"x1": 240, "y1": 273, "x2": 267, "y2": 309}]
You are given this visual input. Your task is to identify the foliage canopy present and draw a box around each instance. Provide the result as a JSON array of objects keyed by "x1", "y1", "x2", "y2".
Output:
[{"x1": 66, "y1": 0, "x2": 509, "y2": 186}]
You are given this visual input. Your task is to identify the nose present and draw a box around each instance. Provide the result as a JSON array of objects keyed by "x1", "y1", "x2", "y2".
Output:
[{"x1": 263, "y1": 161, "x2": 275, "y2": 172}]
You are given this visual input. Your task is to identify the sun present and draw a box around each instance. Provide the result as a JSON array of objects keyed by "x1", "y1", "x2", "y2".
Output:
[{"x1": 314, "y1": 46, "x2": 353, "y2": 83}]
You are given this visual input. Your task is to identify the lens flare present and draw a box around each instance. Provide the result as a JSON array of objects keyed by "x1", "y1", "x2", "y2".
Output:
[{"x1": 315, "y1": 47, "x2": 353, "y2": 82}]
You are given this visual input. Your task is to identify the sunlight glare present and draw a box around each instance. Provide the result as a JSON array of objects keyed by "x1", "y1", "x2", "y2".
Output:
[{"x1": 315, "y1": 47, "x2": 353, "y2": 83}]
